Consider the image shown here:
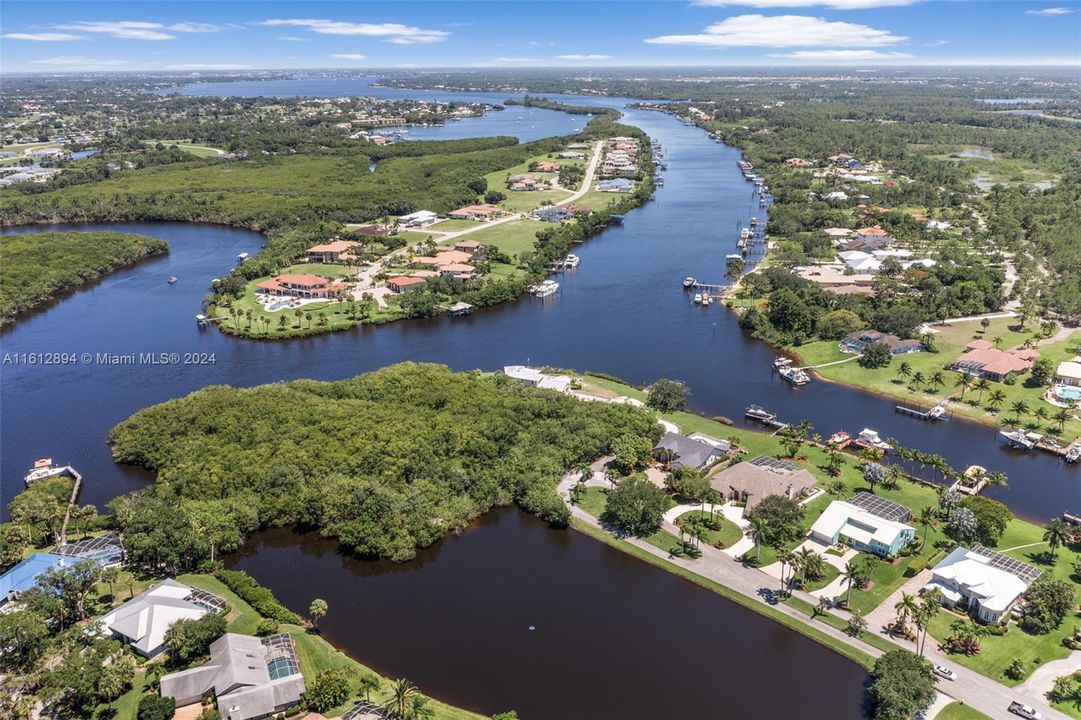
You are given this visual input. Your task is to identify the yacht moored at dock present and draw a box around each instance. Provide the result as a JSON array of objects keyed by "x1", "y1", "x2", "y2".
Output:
[
  {"x1": 999, "y1": 429, "x2": 1036, "y2": 450},
  {"x1": 855, "y1": 428, "x2": 893, "y2": 453},
  {"x1": 24, "y1": 458, "x2": 80, "y2": 486},
  {"x1": 529, "y1": 280, "x2": 560, "y2": 298},
  {"x1": 779, "y1": 365, "x2": 810, "y2": 386},
  {"x1": 683, "y1": 276, "x2": 696, "y2": 288}
]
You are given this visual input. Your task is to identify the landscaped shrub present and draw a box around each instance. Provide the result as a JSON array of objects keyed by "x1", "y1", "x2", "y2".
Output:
[
  {"x1": 904, "y1": 556, "x2": 928, "y2": 577},
  {"x1": 217, "y1": 569, "x2": 301, "y2": 624}
]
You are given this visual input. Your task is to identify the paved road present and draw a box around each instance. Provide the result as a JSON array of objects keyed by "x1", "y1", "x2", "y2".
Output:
[
  {"x1": 552, "y1": 140, "x2": 603, "y2": 207},
  {"x1": 555, "y1": 469, "x2": 1065, "y2": 720}
]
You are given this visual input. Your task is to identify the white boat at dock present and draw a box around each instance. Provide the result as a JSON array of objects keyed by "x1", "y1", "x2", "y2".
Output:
[
  {"x1": 740, "y1": 228, "x2": 752, "y2": 241},
  {"x1": 693, "y1": 293, "x2": 703, "y2": 304},
  {"x1": 563, "y1": 254, "x2": 580, "y2": 268},
  {"x1": 1066, "y1": 445, "x2": 1080, "y2": 463},
  {"x1": 745, "y1": 405, "x2": 776, "y2": 423},
  {"x1": 726, "y1": 253, "x2": 743, "y2": 264},
  {"x1": 773, "y1": 357, "x2": 792, "y2": 368},
  {"x1": 779, "y1": 365, "x2": 810, "y2": 386},
  {"x1": 999, "y1": 429, "x2": 1036, "y2": 450},
  {"x1": 236, "y1": 252, "x2": 249, "y2": 263},
  {"x1": 24, "y1": 458, "x2": 77, "y2": 486},
  {"x1": 683, "y1": 276, "x2": 697, "y2": 288},
  {"x1": 530, "y1": 280, "x2": 560, "y2": 298},
  {"x1": 701, "y1": 294, "x2": 712, "y2": 306},
  {"x1": 856, "y1": 428, "x2": 892, "y2": 452}
]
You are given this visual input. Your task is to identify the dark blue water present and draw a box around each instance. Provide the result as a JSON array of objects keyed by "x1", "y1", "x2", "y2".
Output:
[{"x1": 3, "y1": 102, "x2": 1075, "y2": 524}]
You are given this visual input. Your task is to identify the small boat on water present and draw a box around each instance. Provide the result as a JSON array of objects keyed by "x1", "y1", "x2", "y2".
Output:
[
  {"x1": 1066, "y1": 445, "x2": 1081, "y2": 463},
  {"x1": 856, "y1": 428, "x2": 892, "y2": 452},
  {"x1": 167, "y1": 276, "x2": 177, "y2": 284},
  {"x1": 24, "y1": 458, "x2": 73, "y2": 486},
  {"x1": 828, "y1": 430, "x2": 852, "y2": 448},
  {"x1": 999, "y1": 429, "x2": 1036, "y2": 450},
  {"x1": 683, "y1": 276, "x2": 697, "y2": 288},
  {"x1": 773, "y1": 357, "x2": 792, "y2": 368},
  {"x1": 740, "y1": 228, "x2": 752, "y2": 241},
  {"x1": 726, "y1": 253, "x2": 743, "y2": 265},
  {"x1": 745, "y1": 405, "x2": 776, "y2": 423},
  {"x1": 693, "y1": 293, "x2": 703, "y2": 304},
  {"x1": 750, "y1": 217, "x2": 758, "y2": 227},
  {"x1": 530, "y1": 280, "x2": 560, "y2": 298},
  {"x1": 563, "y1": 254, "x2": 580, "y2": 268},
  {"x1": 236, "y1": 252, "x2": 249, "y2": 263},
  {"x1": 779, "y1": 365, "x2": 810, "y2": 386},
  {"x1": 701, "y1": 295, "x2": 713, "y2": 306}
]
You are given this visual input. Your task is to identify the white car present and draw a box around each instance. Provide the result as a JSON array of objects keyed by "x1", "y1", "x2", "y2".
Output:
[
  {"x1": 1009, "y1": 701, "x2": 1042, "y2": 719},
  {"x1": 933, "y1": 665, "x2": 957, "y2": 681}
]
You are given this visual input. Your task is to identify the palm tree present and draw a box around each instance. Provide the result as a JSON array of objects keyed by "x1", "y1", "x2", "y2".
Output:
[
  {"x1": 814, "y1": 596, "x2": 833, "y2": 618},
  {"x1": 1034, "y1": 405, "x2": 1049, "y2": 427},
  {"x1": 974, "y1": 377, "x2": 991, "y2": 404},
  {"x1": 988, "y1": 388, "x2": 1007, "y2": 411},
  {"x1": 145, "y1": 661, "x2": 167, "y2": 691},
  {"x1": 411, "y1": 695, "x2": 435, "y2": 720},
  {"x1": 930, "y1": 371, "x2": 946, "y2": 393},
  {"x1": 954, "y1": 373, "x2": 973, "y2": 400},
  {"x1": 893, "y1": 592, "x2": 920, "y2": 637},
  {"x1": 383, "y1": 678, "x2": 420, "y2": 719},
  {"x1": 911, "y1": 371, "x2": 926, "y2": 390},
  {"x1": 98, "y1": 665, "x2": 126, "y2": 710},
  {"x1": 992, "y1": 336, "x2": 1004, "y2": 348},
  {"x1": 748, "y1": 516, "x2": 770, "y2": 566},
  {"x1": 308, "y1": 598, "x2": 328, "y2": 630},
  {"x1": 1010, "y1": 400, "x2": 1029, "y2": 423},
  {"x1": 986, "y1": 470, "x2": 1009, "y2": 490},
  {"x1": 917, "y1": 505, "x2": 938, "y2": 548},
  {"x1": 1044, "y1": 518, "x2": 1072, "y2": 561},
  {"x1": 841, "y1": 560, "x2": 862, "y2": 608},
  {"x1": 1054, "y1": 406, "x2": 1072, "y2": 433},
  {"x1": 915, "y1": 590, "x2": 942, "y2": 656},
  {"x1": 101, "y1": 565, "x2": 120, "y2": 600},
  {"x1": 778, "y1": 550, "x2": 795, "y2": 596},
  {"x1": 896, "y1": 361, "x2": 912, "y2": 383},
  {"x1": 358, "y1": 672, "x2": 381, "y2": 701}
]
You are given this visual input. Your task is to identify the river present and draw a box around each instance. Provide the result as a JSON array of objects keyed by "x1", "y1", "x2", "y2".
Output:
[{"x1": 1, "y1": 78, "x2": 1077, "y2": 718}]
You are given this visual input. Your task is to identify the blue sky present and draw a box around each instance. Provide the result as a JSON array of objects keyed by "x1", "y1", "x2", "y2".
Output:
[{"x1": 1, "y1": 1, "x2": 1078, "y2": 73}]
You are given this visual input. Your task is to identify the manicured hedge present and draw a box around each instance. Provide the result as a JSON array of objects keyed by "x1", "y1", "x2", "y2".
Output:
[{"x1": 217, "y1": 569, "x2": 301, "y2": 624}]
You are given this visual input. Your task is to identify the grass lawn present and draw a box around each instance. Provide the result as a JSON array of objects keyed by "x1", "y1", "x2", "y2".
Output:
[
  {"x1": 937, "y1": 701, "x2": 993, "y2": 720},
  {"x1": 803, "y1": 562, "x2": 840, "y2": 593},
  {"x1": 395, "y1": 230, "x2": 440, "y2": 244},
  {"x1": 462, "y1": 219, "x2": 546, "y2": 258},
  {"x1": 676, "y1": 509, "x2": 743, "y2": 549},
  {"x1": 572, "y1": 188, "x2": 624, "y2": 212},
  {"x1": 484, "y1": 150, "x2": 583, "y2": 212},
  {"x1": 141, "y1": 138, "x2": 225, "y2": 156},
  {"x1": 427, "y1": 218, "x2": 483, "y2": 232},
  {"x1": 786, "y1": 595, "x2": 898, "y2": 655},
  {"x1": 575, "y1": 486, "x2": 683, "y2": 555},
  {"x1": 792, "y1": 321, "x2": 1081, "y2": 439},
  {"x1": 178, "y1": 574, "x2": 483, "y2": 720},
  {"x1": 281, "y1": 261, "x2": 358, "y2": 280}
]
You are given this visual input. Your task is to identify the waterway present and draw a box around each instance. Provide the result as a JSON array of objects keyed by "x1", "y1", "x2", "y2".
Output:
[
  {"x1": 228, "y1": 511, "x2": 869, "y2": 720},
  {"x1": 2, "y1": 77, "x2": 1078, "y2": 718}
]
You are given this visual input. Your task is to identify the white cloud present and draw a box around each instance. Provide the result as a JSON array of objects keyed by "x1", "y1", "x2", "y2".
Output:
[
  {"x1": 492, "y1": 57, "x2": 540, "y2": 63},
  {"x1": 259, "y1": 19, "x2": 448, "y2": 44},
  {"x1": 168, "y1": 22, "x2": 222, "y2": 33},
  {"x1": 277, "y1": 35, "x2": 309, "y2": 42},
  {"x1": 54, "y1": 21, "x2": 175, "y2": 40},
  {"x1": 30, "y1": 56, "x2": 131, "y2": 68},
  {"x1": 645, "y1": 14, "x2": 906, "y2": 47},
  {"x1": 770, "y1": 49, "x2": 914, "y2": 60},
  {"x1": 1, "y1": 32, "x2": 84, "y2": 41},
  {"x1": 693, "y1": 0, "x2": 916, "y2": 8},
  {"x1": 1025, "y1": 6, "x2": 1076, "y2": 15},
  {"x1": 556, "y1": 54, "x2": 612, "y2": 60},
  {"x1": 330, "y1": 53, "x2": 366, "y2": 61}
]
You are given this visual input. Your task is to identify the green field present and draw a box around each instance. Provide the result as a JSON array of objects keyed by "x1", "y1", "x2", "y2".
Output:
[
  {"x1": 483, "y1": 149, "x2": 585, "y2": 212},
  {"x1": 428, "y1": 218, "x2": 483, "y2": 232},
  {"x1": 142, "y1": 139, "x2": 226, "y2": 158},
  {"x1": 461, "y1": 219, "x2": 547, "y2": 257},
  {"x1": 793, "y1": 318, "x2": 1081, "y2": 439}
]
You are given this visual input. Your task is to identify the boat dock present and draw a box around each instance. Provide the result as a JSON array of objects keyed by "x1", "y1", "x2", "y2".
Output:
[
  {"x1": 895, "y1": 403, "x2": 948, "y2": 421},
  {"x1": 688, "y1": 282, "x2": 727, "y2": 298},
  {"x1": 745, "y1": 405, "x2": 788, "y2": 432}
]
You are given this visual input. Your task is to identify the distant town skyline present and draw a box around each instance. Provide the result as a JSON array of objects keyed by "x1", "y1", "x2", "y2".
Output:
[{"x1": 1, "y1": 0, "x2": 1079, "y2": 73}]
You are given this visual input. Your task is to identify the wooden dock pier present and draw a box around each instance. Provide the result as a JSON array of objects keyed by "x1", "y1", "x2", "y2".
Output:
[
  {"x1": 56, "y1": 466, "x2": 84, "y2": 546},
  {"x1": 895, "y1": 403, "x2": 948, "y2": 421}
]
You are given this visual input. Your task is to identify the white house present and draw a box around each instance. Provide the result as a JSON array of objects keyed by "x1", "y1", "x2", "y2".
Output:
[
  {"x1": 399, "y1": 210, "x2": 438, "y2": 228},
  {"x1": 822, "y1": 191, "x2": 849, "y2": 202},
  {"x1": 838, "y1": 251, "x2": 882, "y2": 274},
  {"x1": 810, "y1": 496, "x2": 915, "y2": 557},
  {"x1": 926, "y1": 220, "x2": 951, "y2": 232},
  {"x1": 101, "y1": 579, "x2": 224, "y2": 658},
  {"x1": 1055, "y1": 360, "x2": 1081, "y2": 388},
  {"x1": 922, "y1": 546, "x2": 1041, "y2": 623},
  {"x1": 502, "y1": 366, "x2": 571, "y2": 393}
]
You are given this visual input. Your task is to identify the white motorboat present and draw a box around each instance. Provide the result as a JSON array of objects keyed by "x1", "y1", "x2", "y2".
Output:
[
  {"x1": 773, "y1": 357, "x2": 792, "y2": 368},
  {"x1": 693, "y1": 293, "x2": 703, "y2": 304},
  {"x1": 532, "y1": 280, "x2": 559, "y2": 298},
  {"x1": 779, "y1": 366, "x2": 810, "y2": 386},
  {"x1": 857, "y1": 428, "x2": 892, "y2": 452},
  {"x1": 563, "y1": 254, "x2": 580, "y2": 268},
  {"x1": 683, "y1": 276, "x2": 696, "y2": 288},
  {"x1": 999, "y1": 429, "x2": 1035, "y2": 450},
  {"x1": 24, "y1": 458, "x2": 71, "y2": 486}
]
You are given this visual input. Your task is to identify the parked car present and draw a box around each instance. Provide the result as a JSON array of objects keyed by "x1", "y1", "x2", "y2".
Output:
[
  {"x1": 1008, "y1": 701, "x2": 1042, "y2": 719},
  {"x1": 933, "y1": 665, "x2": 957, "y2": 681}
]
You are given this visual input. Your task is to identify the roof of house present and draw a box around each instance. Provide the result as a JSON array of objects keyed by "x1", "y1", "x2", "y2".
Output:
[
  {"x1": 454, "y1": 240, "x2": 482, "y2": 249},
  {"x1": 503, "y1": 365, "x2": 544, "y2": 383},
  {"x1": 449, "y1": 203, "x2": 502, "y2": 216},
  {"x1": 844, "y1": 330, "x2": 922, "y2": 353},
  {"x1": 438, "y1": 263, "x2": 474, "y2": 273},
  {"x1": 856, "y1": 225, "x2": 890, "y2": 237},
  {"x1": 953, "y1": 344, "x2": 1037, "y2": 376},
  {"x1": 708, "y1": 456, "x2": 815, "y2": 510},
  {"x1": 399, "y1": 210, "x2": 437, "y2": 221},
  {"x1": 102, "y1": 579, "x2": 219, "y2": 655},
  {"x1": 387, "y1": 276, "x2": 426, "y2": 287},
  {"x1": 434, "y1": 250, "x2": 473, "y2": 265},
  {"x1": 276, "y1": 274, "x2": 329, "y2": 287},
  {"x1": 1056, "y1": 361, "x2": 1081, "y2": 381},
  {"x1": 926, "y1": 546, "x2": 1040, "y2": 612},
  {"x1": 811, "y1": 500, "x2": 914, "y2": 547},
  {"x1": 161, "y1": 633, "x2": 305, "y2": 720},
  {"x1": 654, "y1": 432, "x2": 728, "y2": 470},
  {"x1": 307, "y1": 240, "x2": 358, "y2": 254},
  {"x1": 0, "y1": 552, "x2": 64, "y2": 601}
]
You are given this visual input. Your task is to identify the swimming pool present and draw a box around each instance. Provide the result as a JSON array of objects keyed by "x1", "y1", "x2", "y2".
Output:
[
  {"x1": 268, "y1": 299, "x2": 291, "y2": 311},
  {"x1": 1055, "y1": 386, "x2": 1081, "y2": 402}
]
